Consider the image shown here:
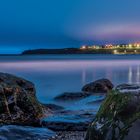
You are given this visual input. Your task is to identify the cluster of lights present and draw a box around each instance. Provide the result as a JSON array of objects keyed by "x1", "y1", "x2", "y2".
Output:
[
  {"x1": 80, "y1": 43, "x2": 140, "y2": 50},
  {"x1": 113, "y1": 49, "x2": 138, "y2": 54}
]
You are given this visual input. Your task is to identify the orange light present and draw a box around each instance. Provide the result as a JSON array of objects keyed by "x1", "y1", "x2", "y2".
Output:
[{"x1": 81, "y1": 45, "x2": 86, "y2": 49}]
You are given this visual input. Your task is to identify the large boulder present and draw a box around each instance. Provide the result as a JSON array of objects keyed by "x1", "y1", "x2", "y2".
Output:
[
  {"x1": 0, "y1": 72, "x2": 44, "y2": 126},
  {"x1": 85, "y1": 90, "x2": 140, "y2": 140},
  {"x1": 82, "y1": 79, "x2": 113, "y2": 93}
]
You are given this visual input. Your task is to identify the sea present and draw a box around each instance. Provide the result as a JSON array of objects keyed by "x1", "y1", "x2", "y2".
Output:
[{"x1": 0, "y1": 54, "x2": 140, "y2": 139}]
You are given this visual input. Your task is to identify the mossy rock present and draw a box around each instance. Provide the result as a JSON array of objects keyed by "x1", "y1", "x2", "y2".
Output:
[{"x1": 85, "y1": 90, "x2": 140, "y2": 140}]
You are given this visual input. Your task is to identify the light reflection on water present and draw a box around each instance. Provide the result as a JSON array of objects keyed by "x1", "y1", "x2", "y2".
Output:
[
  {"x1": 0, "y1": 56, "x2": 140, "y2": 103},
  {"x1": 0, "y1": 55, "x2": 140, "y2": 138}
]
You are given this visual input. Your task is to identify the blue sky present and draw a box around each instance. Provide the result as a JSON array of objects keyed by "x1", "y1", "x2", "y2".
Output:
[{"x1": 0, "y1": 0, "x2": 140, "y2": 53}]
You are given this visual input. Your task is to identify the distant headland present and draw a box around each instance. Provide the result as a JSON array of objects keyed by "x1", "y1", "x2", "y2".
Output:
[{"x1": 22, "y1": 43, "x2": 140, "y2": 55}]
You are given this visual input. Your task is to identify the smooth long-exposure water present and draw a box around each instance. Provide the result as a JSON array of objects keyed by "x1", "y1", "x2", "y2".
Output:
[
  {"x1": 0, "y1": 54, "x2": 140, "y2": 102},
  {"x1": 0, "y1": 54, "x2": 140, "y2": 139}
]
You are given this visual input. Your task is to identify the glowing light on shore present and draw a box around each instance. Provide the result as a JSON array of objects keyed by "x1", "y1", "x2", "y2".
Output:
[
  {"x1": 136, "y1": 44, "x2": 140, "y2": 48},
  {"x1": 81, "y1": 45, "x2": 86, "y2": 49},
  {"x1": 113, "y1": 50, "x2": 118, "y2": 54},
  {"x1": 129, "y1": 44, "x2": 132, "y2": 48}
]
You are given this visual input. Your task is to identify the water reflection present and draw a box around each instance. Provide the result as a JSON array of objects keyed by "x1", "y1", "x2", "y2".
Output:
[
  {"x1": 82, "y1": 69, "x2": 86, "y2": 85},
  {"x1": 136, "y1": 66, "x2": 140, "y2": 83},
  {"x1": 128, "y1": 67, "x2": 132, "y2": 84},
  {"x1": 0, "y1": 58, "x2": 140, "y2": 102},
  {"x1": 127, "y1": 65, "x2": 140, "y2": 84},
  {"x1": 81, "y1": 64, "x2": 140, "y2": 86}
]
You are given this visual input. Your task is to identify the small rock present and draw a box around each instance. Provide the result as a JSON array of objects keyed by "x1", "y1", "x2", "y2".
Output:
[
  {"x1": 82, "y1": 79, "x2": 113, "y2": 93},
  {"x1": 54, "y1": 92, "x2": 91, "y2": 101},
  {"x1": 116, "y1": 84, "x2": 140, "y2": 94}
]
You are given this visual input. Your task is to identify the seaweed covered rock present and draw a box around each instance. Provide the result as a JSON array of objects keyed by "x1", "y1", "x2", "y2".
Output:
[
  {"x1": 0, "y1": 72, "x2": 44, "y2": 126},
  {"x1": 82, "y1": 79, "x2": 113, "y2": 93},
  {"x1": 85, "y1": 90, "x2": 140, "y2": 140}
]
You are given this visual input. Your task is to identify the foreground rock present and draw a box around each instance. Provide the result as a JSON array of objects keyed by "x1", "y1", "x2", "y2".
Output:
[
  {"x1": 54, "y1": 92, "x2": 91, "y2": 101},
  {"x1": 0, "y1": 72, "x2": 44, "y2": 126},
  {"x1": 85, "y1": 90, "x2": 140, "y2": 140},
  {"x1": 82, "y1": 79, "x2": 113, "y2": 93}
]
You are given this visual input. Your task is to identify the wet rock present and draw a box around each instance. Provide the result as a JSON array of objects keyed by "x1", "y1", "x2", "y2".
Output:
[
  {"x1": 54, "y1": 92, "x2": 91, "y2": 101},
  {"x1": 82, "y1": 79, "x2": 113, "y2": 93},
  {"x1": 0, "y1": 72, "x2": 44, "y2": 126},
  {"x1": 116, "y1": 84, "x2": 140, "y2": 94},
  {"x1": 85, "y1": 90, "x2": 140, "y2": 140},
  {"x1": 124, "y1": 120, "x2": 140, "y2": 140}
]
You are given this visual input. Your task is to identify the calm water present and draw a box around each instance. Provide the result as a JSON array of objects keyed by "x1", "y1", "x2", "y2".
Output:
[
  {"x1": 0, "y1": 54, "x2": 140, "y2": 103},
  {"x1": 0, "y1": 54, "x2": 140, "y2": 139}
]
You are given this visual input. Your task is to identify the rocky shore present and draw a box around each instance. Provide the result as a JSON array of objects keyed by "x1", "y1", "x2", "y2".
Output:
[{"x1": 0, "y1": 72, "x2": 139, "y2": 140}]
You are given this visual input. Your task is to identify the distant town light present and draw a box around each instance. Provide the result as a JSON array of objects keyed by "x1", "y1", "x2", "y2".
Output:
[
  {"x1": 129, "y1": 44, "x2": 132, "y2": 48},
  {"x1": 137, "y1": 44, "x2": 140, "y2": 48},
  {"x1": 113, "y1": 50, "x2": 118, "y2": 54},
  {"x1": 80, "y1": 43, "x2": 140, "y2": 54},
  {"x1": 81, "y1": 45, "x2": 86, "y2": 49}
]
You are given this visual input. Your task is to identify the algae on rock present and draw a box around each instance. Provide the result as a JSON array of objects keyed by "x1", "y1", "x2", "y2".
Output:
[{"x1": 85, "y1": 90, "x2": 140, "y2": 140}]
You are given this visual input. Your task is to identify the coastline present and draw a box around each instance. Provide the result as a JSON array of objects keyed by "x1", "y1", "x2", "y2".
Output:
[{"x1": 21, "y1": 48, "x2": 140, "y2": 55}]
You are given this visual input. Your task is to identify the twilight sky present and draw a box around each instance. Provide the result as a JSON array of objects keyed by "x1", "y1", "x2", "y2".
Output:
[{"x1": 0, "y1": 0, "x2": 140, "y2": 53}]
